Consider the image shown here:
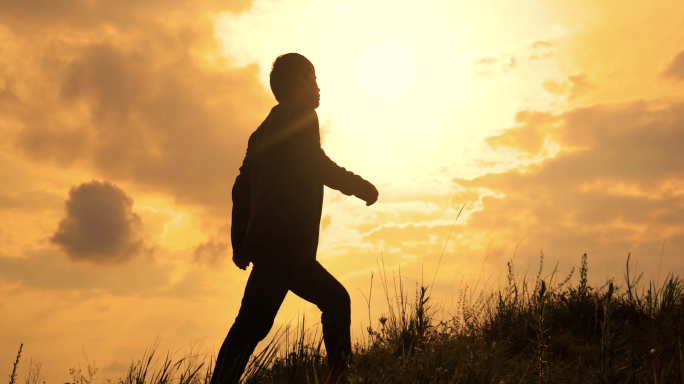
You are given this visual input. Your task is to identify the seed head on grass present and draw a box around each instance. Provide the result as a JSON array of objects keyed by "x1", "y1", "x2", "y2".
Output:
[{"x1": 9, "y1": 344, "x2": 22, "y2": 384}]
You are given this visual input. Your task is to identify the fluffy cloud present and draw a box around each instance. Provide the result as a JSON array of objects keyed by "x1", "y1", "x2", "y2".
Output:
[
  {"x1": 50, "y1": 180, "x2": 146, "y2": 263},
  {"x1": 453, "y1": 98, "x2": 684, "y2": 271},
  {"x1": 0, "y1": 0, "x2": 272, "y2": 216}
]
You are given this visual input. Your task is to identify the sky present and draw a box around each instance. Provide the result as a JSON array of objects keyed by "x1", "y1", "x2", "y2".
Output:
[{"x1": 1, "y1": 0, "x2": 684, "y2": 382}]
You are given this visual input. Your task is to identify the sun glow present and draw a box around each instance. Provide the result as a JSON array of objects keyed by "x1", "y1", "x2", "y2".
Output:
[
  {"x1": 361, "y1": 42, "x2": 415, "y2": 98},
  {"x1": 215, "y1": 0, "x2": 565, "y2": 190}
]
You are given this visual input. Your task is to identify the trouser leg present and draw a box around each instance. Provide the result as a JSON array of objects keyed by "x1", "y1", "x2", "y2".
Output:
[
  {"x1": 211, "y1": 264, "x2": 290, "y2": 384},
  {"x1": 289, "y1": 261, "x2": 352, "y2": 371}
]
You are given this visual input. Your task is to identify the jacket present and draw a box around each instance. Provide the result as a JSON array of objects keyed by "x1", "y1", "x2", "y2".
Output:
[{"x1": 231, "y1": 102, "x2": 372, "y2": 267}]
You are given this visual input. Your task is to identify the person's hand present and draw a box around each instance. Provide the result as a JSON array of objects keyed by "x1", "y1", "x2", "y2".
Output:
[
  {"x1": 233, "y1": 252, "x2": 251, "y2": 270},
  {"x1": 359, "y1": 181, "x2": 379, "y2": 206}
]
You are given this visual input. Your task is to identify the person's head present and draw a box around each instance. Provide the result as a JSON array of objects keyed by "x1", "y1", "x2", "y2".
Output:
[{"x1": 270, "y1": 53, "x2": 320, "y2": 109}]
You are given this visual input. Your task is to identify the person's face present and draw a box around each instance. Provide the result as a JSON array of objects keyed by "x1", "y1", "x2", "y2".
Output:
[{"x1": 295, "y1": 71, "x2": 320, "y2": 109}]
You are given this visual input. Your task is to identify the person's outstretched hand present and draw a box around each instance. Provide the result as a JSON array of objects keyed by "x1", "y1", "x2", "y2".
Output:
[
  {"x1": 233, "y1": 252, "x2": 251, "y2": 270},
  {"x1": 358, "y1": 181, "x2": 379, "y2": 206}
]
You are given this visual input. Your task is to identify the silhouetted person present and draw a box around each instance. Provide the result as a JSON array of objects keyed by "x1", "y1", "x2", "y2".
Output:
[{"x1": 211, "y1": 53, "x2": 379, "y2": 384}]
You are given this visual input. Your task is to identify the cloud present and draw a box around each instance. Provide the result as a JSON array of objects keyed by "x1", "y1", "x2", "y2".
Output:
[
  {"x1": 192, "y1": 237, "x2": 229, "y2": 267},
  {"x1": 0, "y1": 0, "x2": 272, "y2": 217},
  {"x1": 473, "y1": 55, "x2": 521, "y2": 77},
  {"x1": 532, "y1": 41, "x2": 554, "y2": 49},
  {"x1": 51, "y1": 180, "x2": 146, "y2": 263},
  {"x1": 0, "y1": 188, "x2": 62, "y2": 212},
  {"x1": 0, "y1": 0, "x2": 252, "y2": 30},
  {"x1": 542, "y1": 73, "x2": 595, "y2": 99},
  {"x1": 0, "y1": 247, "x2": 227, "y2": 298},
  {"x1": 662, "y1": 50, "x2": 684, "y2": 81},
  {"x1": 0, "y1": 248, "x2": 162, "y2": 293},
  {"x1": 453, "y1": 98, "x2": 684, "y2": 271}
]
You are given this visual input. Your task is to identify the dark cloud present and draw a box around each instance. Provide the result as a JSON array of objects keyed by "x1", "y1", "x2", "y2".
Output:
[
  {"x1": 192, "y1": 237, "x2": 228, "y2": 267},
  {"x1": 50, "y1": 180, "x2": 146, "y2": 263},
  {"x1": 454, "y1": 98, "x2": 684, "y2": 271},
  {"x1": 0, "y1": 0, "x2": 272, "y2": 217},
  {"x1": 662, "y1": 50, "x2": 684, "y2": 80}
]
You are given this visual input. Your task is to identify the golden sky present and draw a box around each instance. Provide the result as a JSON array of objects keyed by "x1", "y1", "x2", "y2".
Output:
[{"x1": 2, "y1": 0, "x2": 684, "y2": 382}]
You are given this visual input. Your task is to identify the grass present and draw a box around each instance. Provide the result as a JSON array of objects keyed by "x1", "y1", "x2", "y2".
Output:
[{"x1": 8, "y1": 252, "x2": 684, "y2": 384}]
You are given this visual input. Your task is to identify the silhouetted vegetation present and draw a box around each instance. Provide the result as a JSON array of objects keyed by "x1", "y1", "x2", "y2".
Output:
[{"x1": 8, "y1": 252, "x2": 684, "y2": 383}]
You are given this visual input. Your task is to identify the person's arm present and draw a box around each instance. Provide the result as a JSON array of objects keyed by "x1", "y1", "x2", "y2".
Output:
[
  {"x1": 296, "y1": 109, "x2": 379, "y2": 205},
  {"x1": 231, "y1": 146, "x2": 252, "y2": 270}
]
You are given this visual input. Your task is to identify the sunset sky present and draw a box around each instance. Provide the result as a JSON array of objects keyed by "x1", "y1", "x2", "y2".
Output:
[{"x1": 2, "y1": 0, "x2": 684, "y2": 382}]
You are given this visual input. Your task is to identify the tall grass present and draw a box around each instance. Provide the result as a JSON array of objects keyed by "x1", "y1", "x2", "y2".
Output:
[
  {"x1": 8, "y1": 252, "x2": 684, "y2": 383},
  {"x1": 256, "y1": 252, "x2": 684, "y2": 383}
]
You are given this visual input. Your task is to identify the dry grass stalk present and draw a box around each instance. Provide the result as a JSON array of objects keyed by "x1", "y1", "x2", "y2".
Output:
[{"x1": 9, "y1": 344, "x2": 23, "y2": 384}]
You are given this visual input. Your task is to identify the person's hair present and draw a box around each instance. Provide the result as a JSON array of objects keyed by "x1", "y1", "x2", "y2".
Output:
[{"x1": 269, "y1": 53, "x2": 315, "y2": 102}]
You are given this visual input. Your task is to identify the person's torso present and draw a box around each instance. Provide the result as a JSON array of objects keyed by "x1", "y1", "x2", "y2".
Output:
[{"x1": 244, "y1": 103, "x2": 324, "y2": 262}]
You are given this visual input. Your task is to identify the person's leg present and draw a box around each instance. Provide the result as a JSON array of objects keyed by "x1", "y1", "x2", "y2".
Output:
[
  {"x1": 212, "y1": 264, "x2": 291, "y2": 384},
  {"x1": 289, "y1": 261, "x2": 352, "y2": 373}
]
